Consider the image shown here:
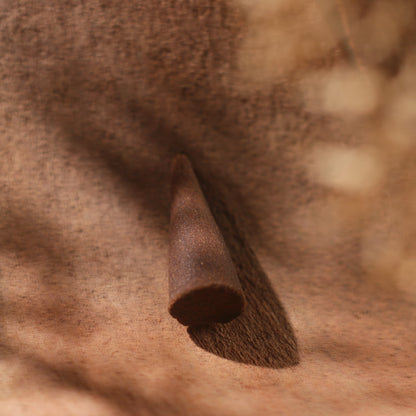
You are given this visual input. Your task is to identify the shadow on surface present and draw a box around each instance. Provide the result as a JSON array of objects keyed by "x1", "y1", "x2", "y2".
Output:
[
  {"x1": 0, "y1": 344, "x2": 193, "y2": 416},
  {"x1": 188, "y1": 175, "x2": 299, "y2": 369}
]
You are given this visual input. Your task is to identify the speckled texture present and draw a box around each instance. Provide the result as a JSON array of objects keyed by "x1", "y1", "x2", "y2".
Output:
[
  {"x1": 169, "y1": 154, "x2": 244, "y2": 325},
  {"x1": 0, "y1": 1, "x2": 416, "y2": 415}
]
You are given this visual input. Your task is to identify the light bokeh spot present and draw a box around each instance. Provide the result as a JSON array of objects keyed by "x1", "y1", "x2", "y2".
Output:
[{"x1": 308, "y1": 145, "x2": 383, "y2": 193}]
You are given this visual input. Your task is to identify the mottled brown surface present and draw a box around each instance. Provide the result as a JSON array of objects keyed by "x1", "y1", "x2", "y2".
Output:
[
  {"x1": 1, "y1": 1, "x2": 415, "y2": 415},
  {"x1": 169, "y1": 154, "x2": 244, "y2": 325},
  {"x1": 189, "y1": 172, "x2": 298, "y2": 368}
]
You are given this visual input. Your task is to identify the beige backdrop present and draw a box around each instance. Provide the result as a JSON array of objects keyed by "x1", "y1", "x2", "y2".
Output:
[{"x1": 1, "y1": 1, "x2": 415, "y2": 415}]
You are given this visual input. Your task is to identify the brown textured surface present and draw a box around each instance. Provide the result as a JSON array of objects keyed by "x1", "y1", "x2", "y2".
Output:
[
  {"x1": 1, "y1": 1, "x2": 416, "y2": 415},
  {"x1": 188, "y1": 173, "x2": 299, "y2": 368},
  {"x1": 169, "y1": 154, "x2": 244, "y2": 325}
]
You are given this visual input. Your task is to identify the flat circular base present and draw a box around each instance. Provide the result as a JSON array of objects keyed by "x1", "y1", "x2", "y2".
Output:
[{"x1": 169, "y1": 285, "x2": 245, "y2": 326}]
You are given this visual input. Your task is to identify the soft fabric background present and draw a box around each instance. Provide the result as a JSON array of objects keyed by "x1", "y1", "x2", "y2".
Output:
[{"x1": 1, "y1": 1, "x2": 415, "y2": 415}]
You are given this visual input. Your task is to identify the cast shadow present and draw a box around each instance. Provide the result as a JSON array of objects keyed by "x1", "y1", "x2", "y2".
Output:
[{"x1": 187, "y1": 175, "x2": 299, "y2": 369}]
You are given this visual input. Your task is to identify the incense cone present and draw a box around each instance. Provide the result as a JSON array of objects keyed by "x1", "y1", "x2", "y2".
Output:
[{"x1": 168, "y1": 154, "x2": 245, "y2": 326}]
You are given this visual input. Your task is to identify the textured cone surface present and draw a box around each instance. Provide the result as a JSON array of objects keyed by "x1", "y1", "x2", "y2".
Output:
[{"x1": 168, "y1": 154, "x2": 245, "y2": 326}]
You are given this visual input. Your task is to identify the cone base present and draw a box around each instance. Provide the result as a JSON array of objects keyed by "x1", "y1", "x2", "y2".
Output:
[{"x1": 169, "y1": 285, "x2": 245, "y2": 326}]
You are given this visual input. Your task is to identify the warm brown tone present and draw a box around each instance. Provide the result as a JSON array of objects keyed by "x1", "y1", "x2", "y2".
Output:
[
  {"x1": 1, "y1": 0, "x2": 416, "y2": 415},
  {"x1": 169, "y1": 154, "x2": 244, "y2": 325},
  {"x1": 188, "y1": 173, "x2": 299, "y2": 368}
]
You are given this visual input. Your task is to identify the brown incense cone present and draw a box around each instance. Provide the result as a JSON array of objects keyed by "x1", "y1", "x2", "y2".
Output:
[{"x1": 168, "y1": 154, "x2": 245, "y2": 326}]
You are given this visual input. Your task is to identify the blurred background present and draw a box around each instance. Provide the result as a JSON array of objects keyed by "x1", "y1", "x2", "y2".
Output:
[{"x1": 238, "y1": 0, "x2": 416, "y2": 299}]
